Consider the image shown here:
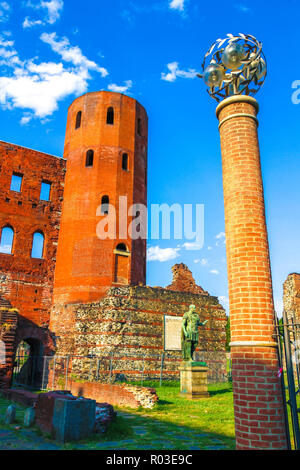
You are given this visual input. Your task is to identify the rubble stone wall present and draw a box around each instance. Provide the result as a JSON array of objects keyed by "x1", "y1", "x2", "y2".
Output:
[
  {"x1": 51, "y1": 284, "x2": 227, "y2": 383},
  {"x1": 283, "y1": 273, "x2": 300, "y2": 322}
]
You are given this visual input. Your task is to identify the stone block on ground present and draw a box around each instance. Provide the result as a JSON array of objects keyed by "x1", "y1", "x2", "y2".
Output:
[
  {"x1": 4, "y1": 404, "x2": 16, "y2": 424},
  {"x1": 52, "y1": 397, "x2": 96, "y2": 443},
  {"x1": 35, "y1": 390, "x2": 76, "y2": 434},
  {"x1": 24, "y1": 407, "x2": 36, "y2": 427},
  {"x1": 94, "y1": 402, "x2": 116, "y2": 433}
]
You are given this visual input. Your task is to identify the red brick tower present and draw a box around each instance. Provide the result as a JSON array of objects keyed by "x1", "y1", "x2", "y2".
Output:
[
  {"x1": 217, "y1": 96, "x2": 287, "y2": 449},
  {"x1": 53, "y1": 91, "x2": 148, "y2": 304}
]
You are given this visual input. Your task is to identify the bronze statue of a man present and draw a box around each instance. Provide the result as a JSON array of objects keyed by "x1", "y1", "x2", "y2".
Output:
[{"x1": 181, "y1": 305, "x2": 208, "y2": 361}]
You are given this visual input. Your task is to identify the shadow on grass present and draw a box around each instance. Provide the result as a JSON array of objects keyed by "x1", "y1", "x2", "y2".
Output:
[
  {"x1": 156, "y1": 399, "x2": 172, "y2": 405},
  {"x1": 208, "y1": 386, "x2": 233, "y2": 397},
  {"x1": 0, "y1": 382, "x2": 236, "y2": 450}
]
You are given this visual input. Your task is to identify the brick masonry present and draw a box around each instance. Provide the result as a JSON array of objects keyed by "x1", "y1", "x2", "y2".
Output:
[
  {"x1": 217, "y1": 96, "x2": 288, "y2": 450},
  {"x1": 53, "y1": 91, "x2": 148, "y2": 305},
  {"x1": 166, "y1": 263, "x2": 209, "y2": 295},
  {"x1": 66, "y1": 381, "x2": 158, "y2": 409},
  {"x1": 50, "y1": 265, "x2": 227, "y2": 384},
  {"x1": 0, "y1": 298, "x2": 18, "y2": 388},
  {"x1": 0, "y1": 141, "x2": 66, "y2": 353},
  {"x1": 0, "y1": 92, "x2": 226, "y2": 392}
]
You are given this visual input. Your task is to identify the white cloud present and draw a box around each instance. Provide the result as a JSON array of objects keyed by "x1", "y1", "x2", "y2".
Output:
[
  {"x1": 182, "y1": 241, "x2": 203, "y2": 251},
  {"x1": 235, "y1": 4, "x2": 251, "y2": 13},
  {"x1": 215, "y1": 231, "x2": 226, "y2": 247},
  {"x1": 23, "y1": 17, "x2": 44, "y2": 28},
  {"x1": 274, "y1": 298, "x2": 283, "y2": 316},
  {"x1": 216, "y1": 232, "x2": 225, "y2": 239},
  {"x1": 0, "y1": 37, "x2": 22, "y2": 67},
  {"x1": 25, "y1": 0, "x2": 63, "y2": 25},
  {"x1": 0, "y1": 33, "x2": 108, "y2": 119},
  {"x1": 219, "y1": 295, "x2": 229, "y2": 313},
  {"x1": 161, "y1": 62, "x2": 198, "y2": 82},
  {"x1": 108, "y1": 80, "x2": 133, "y2": 93},
  {"x1": 210, "y1": 269, "x2": 220, "y2": 275},
  {"x1": 40, "y1": 33, "x2": 108, "y2": 77},
  {"x1": 147, "y1": 246, "x2": 180, "y2": 262},
  {"x1": 20, "y1": 114, "x2": 33, "y2": 125},
  {"x1": 41, "y1": 0, "x2": 63, "y2": 24},
  {"x1": 0, "y1": 1, "x2": 10, "y2": 23},
  {"x1": 0, "y1": 69, "x2": 87, "y2": 118},
  {"x1": 207, "y1": 246, "x2": 213, "y2": 251},
  {"x1": 169, "y1": 0, "x2": 185, "y2": 11},
  {"x1": 194, "y1": 258, "x2": 208, "y2": 266}
]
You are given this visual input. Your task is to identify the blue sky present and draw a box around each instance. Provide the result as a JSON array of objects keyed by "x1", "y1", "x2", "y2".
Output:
[{"x1": 0, "y1": 0, "x2": 299, "y2": 315}]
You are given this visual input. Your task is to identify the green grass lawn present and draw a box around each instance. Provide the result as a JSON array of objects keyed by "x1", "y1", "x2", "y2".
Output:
[
  {"x1": 0, "y1": 381, "x2": 236, "y2": 450},
  {"x1": 116, "y1": 381, "x2": 235, "y2": 448},
  {"x1": 0, "y1": 395, "x2": 28, "y2": 430}
]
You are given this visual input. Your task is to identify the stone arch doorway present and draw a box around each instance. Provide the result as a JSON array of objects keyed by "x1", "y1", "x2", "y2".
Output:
[
  {"x1": 13, "y1": 326, "x2": 54, "y2": 390},
  {"x1": 13, "y1": 338, "x2": 45, "y2": 389},
  {"x1": 113, "y1": 243, "x2": 130, "y2": 284}
]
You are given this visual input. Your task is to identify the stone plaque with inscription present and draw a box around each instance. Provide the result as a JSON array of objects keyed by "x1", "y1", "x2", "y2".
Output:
[{"x1": 164, "y1": 315, "x2": 182, "y2": 351}]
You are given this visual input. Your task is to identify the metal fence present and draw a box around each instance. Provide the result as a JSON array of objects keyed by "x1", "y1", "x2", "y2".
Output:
[
  {"x1": 12, "y1": 351, "x2": 183, "y2": 390},
  {"x1": 12, "y1": 353, "x2": 44, "y2": 389},
  {"x1": 40, "y1": 351, "x2": 191, "y2": 390},
  {"x1": 275, "y1": 311, "x2": 300, "y2": 450},
  {"x1": 12, "y1": 350, "x2": 228, "y2": 391}
]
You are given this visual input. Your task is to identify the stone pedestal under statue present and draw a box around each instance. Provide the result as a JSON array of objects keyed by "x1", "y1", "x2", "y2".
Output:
[{"x1": 179, "y1": 361, "x2": 209, "y2": 399}]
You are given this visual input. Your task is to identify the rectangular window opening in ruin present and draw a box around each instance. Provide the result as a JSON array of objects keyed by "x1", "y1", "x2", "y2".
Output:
[
  {"x1": 10, "y1": 173, "x2": 23, "y2": 192},
  {"x1": 40, "y1": 181, "x2": 52, "y2": 201}
]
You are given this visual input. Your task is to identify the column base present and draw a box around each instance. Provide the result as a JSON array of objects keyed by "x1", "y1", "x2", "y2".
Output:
[{"x1": 179, "y1": 361, "x2": 210, "y2": 399}]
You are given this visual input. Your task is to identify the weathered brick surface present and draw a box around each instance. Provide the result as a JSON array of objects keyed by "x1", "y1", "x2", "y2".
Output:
[
  {"x1": 0, "y1": 92, "x2": 227, "y2": 397},
  {"x1": 51, "y1": 280, "x2": 227, "y2": 383},
  {"x1": 35, "y1": 391, "x2": 75, "y2": 434},
  {"x1": 166, "y1": 263, "x2": 208, "y2": 295},
  {"x1": 0, "y1": 299, "x2": 18, "y2": 388},
  {"x1": 66, "y1": 381, "x2": 158, "y2": 409},
  {"x1": 2, "y1": 388, "x2": 38, "y2": 407},
  {"x1": 217, "y1": 96, "x2": 287, "y2": 450},
  {"x1": 53, "y1": 91, "x2": 148, "y2": 305},
  {"x1": 0, "y1": 141, "x2": 66, "y2": 343}
]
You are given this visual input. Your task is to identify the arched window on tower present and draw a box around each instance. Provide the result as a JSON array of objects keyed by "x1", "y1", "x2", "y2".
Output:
[
  {"x1": 75, "y1": 111, "x2": 82, "y2": 129},
  {"x1": 114, "y1": 243, "x2": 130, "y2": 284},
  {"x1": 106, "y1": 107, "x2": 114, "y2": 125},
  {"x1": 101, "y1": 195, "x2": 109, "y2": 215},
  {"x1": 86, "y1": 150, "x2": 94, "y2": 167},
  {"x1": 31, "y1": 231, "x2": 45, "y2": 259},
  {"x1": 116, "y1": 243, "x2": 127, "y2": 252},
  {"x1": 137, "y1": 118, "x2": 142, "y2": 136},
  {"x1": 0, "y1": 226, "x2": 14, "y2": 254},
  {"x1": 122, "y1": 153, "x2": 128, "y2": 171}
]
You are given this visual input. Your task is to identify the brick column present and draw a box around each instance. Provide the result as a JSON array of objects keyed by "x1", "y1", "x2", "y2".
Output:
[{"x1": 216, "y1": 96, "x2": 288, "y2": 450}]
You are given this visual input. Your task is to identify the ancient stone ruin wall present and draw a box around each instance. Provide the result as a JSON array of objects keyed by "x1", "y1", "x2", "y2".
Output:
[
  {"x1": 283, "y1": 273, "x2": 300, "y2": 322},
  {"x1": 166, "y1": 263, "x2": 209, "y2": 295},
  {"x1": 51, "y1": 284, "x2": 227, "y2": 384},
  {"x1": 0, "y1": 141, "x2": 66, "y2": 337},
  {"x1": 0, "y1": 297, "x2": 18, "y2": 388}
]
